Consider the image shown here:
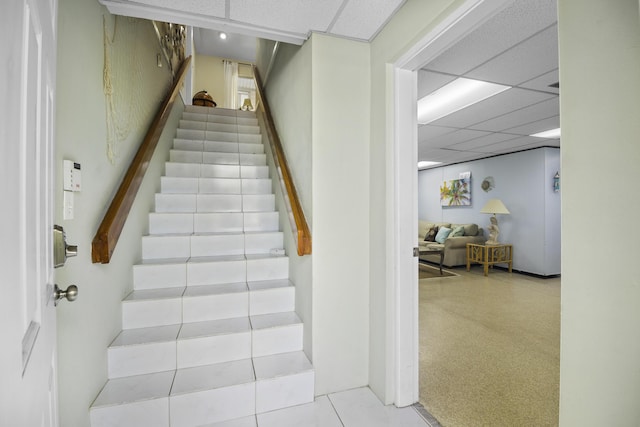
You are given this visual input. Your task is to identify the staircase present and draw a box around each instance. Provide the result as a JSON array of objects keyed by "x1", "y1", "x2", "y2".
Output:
[{"x1": 90, "y1": 106, "x2": 314, "y2": 427}]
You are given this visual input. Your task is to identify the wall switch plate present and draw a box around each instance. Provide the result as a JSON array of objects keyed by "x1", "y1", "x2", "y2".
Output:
[{"x1": 63, "y1": 191, "x2": 74, "y2": 220}]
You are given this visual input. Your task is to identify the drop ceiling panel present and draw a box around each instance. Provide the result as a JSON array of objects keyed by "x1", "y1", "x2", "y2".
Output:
[
  {"x1": 417, "y1": 0, "x2": 559, "y2": 168},
  {"x1": 503, "y1": 115, "x2": 559, "y2": 136},
  {"x1": 475, "y1": 135, "x2": 542, "y2": 153},
  {"x1": 470, "y1": 97, "x2": 559, "y2": 132},
  {"x1": 424, "y1": 129, "x2": 491, "y2": 148},
  {"x1": 424, "y1": 0, "x2": 558, "y2": 76},
  {"x1": 417, "y1": 70, "x2": 456, "y2": 99},
  {"x1": 330, "y1": 0, "x2": 405, "y2": 40},
  {"x1": 418, "y1": 148, "x2": 480, "y2": 164},
  {"x1": 465, "y1": 24, "x2": 558, "y2": 85},
  {"x1": 449, "y1": 132, "x2": 518, "y2": 151},
  {"x1": 418, "y1": 124, "x2": 457, "y2": 142},
  {"x1": 131, "y1": 0, "x2": 226, "y2": 17},
  {"x1": 519, "y1": 69, "x2": 559, "y2": 93},
  {"x1": 490, "y1": 138, "x2": 559, "y2": 154},
  {"x1": 230, "y1": 0, "x2": 343, "y2": 35},
  {"x1": 429, "y1": 88, "x2": 554, "y2": 129}
]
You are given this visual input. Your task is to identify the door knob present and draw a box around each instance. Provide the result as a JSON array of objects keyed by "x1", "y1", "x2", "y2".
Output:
[{"x1": 54, "y1": 284, "x2": 78, "y2": 305}]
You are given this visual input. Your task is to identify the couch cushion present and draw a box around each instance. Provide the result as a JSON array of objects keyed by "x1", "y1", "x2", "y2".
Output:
[
  {"x1": 435, "y1": 226, "x2": 452, "y2": 244},
  {"x1": 450, "y1": 225, "x2": 465, "y2": 237},
  {"x1": 418, "y1": 221, "x2": 435, "y2": 238},
  {"x1": 424, "y1": 226, "x2": 439, "y2": 242},
  {"x1": 452, "y1": 223, "x2": 478, "y2": 236}
]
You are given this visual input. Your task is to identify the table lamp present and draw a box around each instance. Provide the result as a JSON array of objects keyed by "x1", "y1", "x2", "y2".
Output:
[{"x1": 480, "y1": 198, "x2": 510, "y2": 244}]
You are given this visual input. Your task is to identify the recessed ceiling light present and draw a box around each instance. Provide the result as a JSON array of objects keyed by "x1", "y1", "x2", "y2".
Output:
[
  {"x1": 219, "y1": 32, "x2": 227, "y2": 40},
  {"x1": 418, "y1": 161, "x2": 442, "y2": 169},
  {"x1": 530, "y1": 128, "x2": 561, "y2": 138},
  {"x1": 417, "y1": 77, "x2": 511, "y2": 125}
]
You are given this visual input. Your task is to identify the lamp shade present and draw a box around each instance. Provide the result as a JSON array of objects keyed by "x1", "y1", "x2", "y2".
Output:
[{"x1": 480, "y1": 198, "x2": 510, "y2": 215}]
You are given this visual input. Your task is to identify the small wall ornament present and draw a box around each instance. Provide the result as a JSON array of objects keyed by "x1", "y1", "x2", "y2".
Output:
[
  {"x1": 553, "y1": 172, "x2": 560, "y2": 192},
  {"x1": 481, "y1": 176, "x2": 495, "y2": 192}
]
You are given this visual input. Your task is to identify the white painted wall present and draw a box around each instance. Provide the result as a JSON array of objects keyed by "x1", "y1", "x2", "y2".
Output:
[
  {"x1": 368, "y1": 0, "x2": 463, "y2": 404},
  {"x1": 261, "y1": 34, "x2": 371, "y2": 395},
  {"x1": 310, "y1": 33, "x2": 371, "y2": 395},
  {"x1": 260, "y1": 39, "x2": 315, "y2": 363},
  {"x1": 558, "y1": 0, "x2": 640, "y2": 424},
  {"x1": 55, "y1": 0, "x2": 175, "y2": 425},
  {"x1": 417, "y1": 148, "x2": 561, "y2": 276},
  {"x1": 192, "y1": 54, "x2": 225, "y2": 107}
]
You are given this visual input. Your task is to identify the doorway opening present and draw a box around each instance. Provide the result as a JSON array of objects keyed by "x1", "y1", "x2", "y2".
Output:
[{"x1": 391, "y1": 0, "x2": 560, "y2": 424}]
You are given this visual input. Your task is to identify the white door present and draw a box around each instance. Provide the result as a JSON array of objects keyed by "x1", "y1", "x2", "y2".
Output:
[{"x1": 0, "y1": 0, "x2": 59, "y2": 425}]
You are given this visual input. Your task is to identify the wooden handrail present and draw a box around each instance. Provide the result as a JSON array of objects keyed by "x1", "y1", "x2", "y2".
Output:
[
  {"x1": 253, "y1": 67, "x2": 312, "y2": 256},
  {"x1": 92, "y1": 56, "x2": 192, "y2": 263}
]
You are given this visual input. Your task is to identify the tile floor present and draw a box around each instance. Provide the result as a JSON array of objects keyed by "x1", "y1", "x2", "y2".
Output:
[{"x1": 206, "y1": 387, "x2": 433, "y2": 427}]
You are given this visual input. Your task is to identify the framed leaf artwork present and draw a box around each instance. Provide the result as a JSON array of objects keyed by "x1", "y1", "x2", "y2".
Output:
[{"x1": 440, "y1": 178, "x2": 471, "y2": 206}]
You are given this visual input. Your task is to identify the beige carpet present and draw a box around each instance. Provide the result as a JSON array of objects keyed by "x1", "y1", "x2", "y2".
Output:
[{"x1": 419, "y1": 265, "x2": 560, "y2": 427}]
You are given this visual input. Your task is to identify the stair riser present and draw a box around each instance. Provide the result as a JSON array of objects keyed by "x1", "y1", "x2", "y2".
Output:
[
  {"x1": 180, "y1": 113, "x2": 258, "y2": 128},
  {"x1": 155, "y1": 194, "x2": 275, "y2": 213},
  {"x1": 148, "y1": 212, "x2": 278, "y2": 234},
  {"x1": 141, "y1": 233, "x2": 284, "y2": 259},
  {"x1": 165, "y1": 163, "x2": 269, "y2": 179},
  {"x1": 177, "y1": 332, "x2": 251, "y2": 368},
  {"x1": 182, "y1": 292, "x2": 248, "y2": 323},
  {"x1": 175, "y1": 129, "x2": 262, "y2": 144},
  {"x1": 91, "y1": 371, "x2": 314, "y2": 427},
  {"x1": 172, "y1": 140, "x2": 264, "y2": 154},
  {"x1": 249, "y1": 287, "x2": 294, "y2": 316},
  {"x1": 122, "y1": 298, "x2": 182, "y2": 329},
  {"x1": 108, "y1": 342, "x2": 176, "y2": 379},
  {"x1": 160, "y1": 177, "x2": 272, "y2": 195},
  {"x1": 255, "y1": 371, "x2": 315, "y2": 414},
  {"x1": 122, "y1": 287, "x2": 295, "y2": 330},
  {"x1": 179, "y1": 120, "x2": 261, "y2": 135},
  {"x1": 169, "y1": 383, "x2": 255, "y2": 427},
  {"x1": 252, "y1": 324, "x2": 303, "y2": 358},
  {"x1": 169, "y1": 150, "x2": 266, "y2": 165},
  {"x1": 90, "y1": 398, "x2": 169, "y2": 427}
]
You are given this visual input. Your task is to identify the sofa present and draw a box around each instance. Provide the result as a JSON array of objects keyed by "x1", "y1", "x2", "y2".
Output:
[{"x1": 418, "y1": 220, "x2": 486, "y2": 267}]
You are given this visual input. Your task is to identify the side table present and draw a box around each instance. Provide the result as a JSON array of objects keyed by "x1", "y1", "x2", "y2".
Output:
[{"x1": 466, "y1": 243, "x2": 513, "y2": 276}]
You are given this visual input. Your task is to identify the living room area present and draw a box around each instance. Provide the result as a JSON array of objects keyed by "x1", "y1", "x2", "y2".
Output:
[
  {"x1": 415, "y1": 147, "x2": 561, "y2": 426},
  {"x1": 414, "y1": 1, "x2": 561, "y2": 424}
]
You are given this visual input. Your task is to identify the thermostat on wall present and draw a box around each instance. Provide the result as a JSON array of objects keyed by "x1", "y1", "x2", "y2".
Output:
[{"x1": 63, "y1": 160, "x2": 82, "y2": 192}]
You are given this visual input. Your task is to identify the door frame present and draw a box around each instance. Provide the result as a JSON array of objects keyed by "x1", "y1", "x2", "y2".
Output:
[{"x1": 389, "y1": 0, "x2": 515, "y2": 406}]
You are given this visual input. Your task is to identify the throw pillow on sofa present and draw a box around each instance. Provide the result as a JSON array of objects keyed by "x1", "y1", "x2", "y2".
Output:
[
  {"x1": 450, "y1": 226, "x2": 465, "y2": 237},
  {"x1": 435, "y1": 226, "x2": 452, "y2": 243},
  {"x1": 424, "y1": 226, "x2": 439, "y2": 242}
]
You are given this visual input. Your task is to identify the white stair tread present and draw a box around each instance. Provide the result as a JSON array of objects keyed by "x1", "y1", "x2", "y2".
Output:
[
  {"x1": 92, "y1": 370, "x2": 175, "y2": 407},
  {"x1": 188, "y1": 254, "x2": 246, "y2": 263},
  {"x1": 137, "y1": 257, "x2": 189, "y2": 265},
  {"x1": 247, "y1": 279, "x2": 293, "y2": 291},
  {"x1": 250, "y1": 312, "x2": 301, "y2": 330},
  {"x1": 110, "y1": 324, "x2": 181, "y2": 347},
  {"x1": 184, "y1": 283, "x2": 248, "y2": 297},
  {"x1": 245, "y1": 253, "x2": 287, "y2": 261},
  {"x1": 124, "y1": 287, "x2": 185, "y2": 301},
  {"x1": 179, "y1": 317, "x2": 251, "y2": 340},
  {"x1": 199, "y1": 416, "x2": 257, "y2": 427},
  {"x1": 171, "y1": 359, "x2": 255, "y2": 396},
  {"x1": 253, "y1": 351, "x2": 313, "y2": 380}
]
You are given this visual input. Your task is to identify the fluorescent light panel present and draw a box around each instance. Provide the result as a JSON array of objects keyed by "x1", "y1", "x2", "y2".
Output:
[
  {"x1": 418, "y1": 161, "x2": 442, "y2": 169},
  {"x1": 530, "y1": 127, "x2": 561, "y2": 138},
  {"x1": 417, "y1": 77, "x2": 511, "y2": 125}
]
